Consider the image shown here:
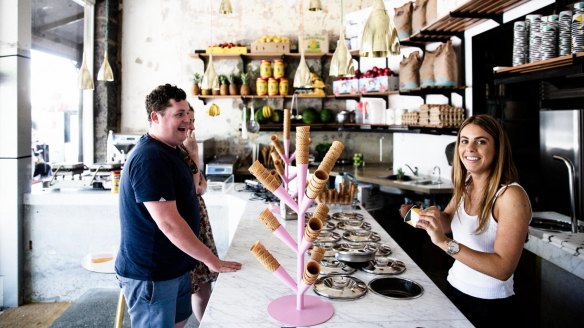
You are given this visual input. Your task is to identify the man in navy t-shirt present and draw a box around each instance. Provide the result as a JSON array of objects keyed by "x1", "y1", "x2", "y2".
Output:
[{"x1": 115, "y1": 84, "x2": 241, "y2": 328}]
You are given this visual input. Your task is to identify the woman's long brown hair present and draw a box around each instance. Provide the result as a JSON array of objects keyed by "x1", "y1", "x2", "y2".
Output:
[{"x1": 450, "y1": 115, "x2": 518, "y2": 233}]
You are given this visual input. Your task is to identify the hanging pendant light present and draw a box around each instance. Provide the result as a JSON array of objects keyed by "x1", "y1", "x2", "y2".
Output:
[
  {"x1": 308, "y1": 0, "x2": 322, "y2": 11},
  {"x1": 202, "y1": 55, "x2": 218, "y2": 91},
  {"x1": 98, "y1": 0, "x2": 114, "y2": 81},
  {"x1": 294, "y1": 49, "x2": 312, "y2": 88},
  {"x1": 330, "y1": 0, "x2": 354, "y2": 77},
  {"x1": 219, "y1": 0, "x2": 233, "y2": 15},
  {"x1": 79, "y1": 50, "x2": 94, "y2": 90},
  {"x1": 360, "y1": 0, "x2": 400, "y2": 58}
]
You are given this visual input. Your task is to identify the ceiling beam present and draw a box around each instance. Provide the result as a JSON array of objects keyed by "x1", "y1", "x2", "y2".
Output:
[{"x1": 34, "y1": 13, "x2": 84, "y2": 33}]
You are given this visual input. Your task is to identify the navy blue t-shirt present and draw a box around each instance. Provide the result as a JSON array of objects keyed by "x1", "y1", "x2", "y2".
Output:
[{"x1": 115, "y1": 134, "x2": 200, "y2": 281}]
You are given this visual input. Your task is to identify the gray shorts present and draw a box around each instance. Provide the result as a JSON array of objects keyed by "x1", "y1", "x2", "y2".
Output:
[{"x1": 117, "y1": 272, "x2": 192, "y2": 327}]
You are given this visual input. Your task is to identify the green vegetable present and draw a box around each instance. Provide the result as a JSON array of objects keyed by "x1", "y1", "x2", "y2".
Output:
[
  {"x1": 302, "y1": 107, "x2": 318, "y2": 124},
  {"x1": 271, "y1": 109, "x2": 283, "y2": 123},
  {"x1": 320, "y1": 109, "x2": 334, "y2": 123},
  {"x1": 255, "y1": 108, "x2": 267, "y2": 124}
]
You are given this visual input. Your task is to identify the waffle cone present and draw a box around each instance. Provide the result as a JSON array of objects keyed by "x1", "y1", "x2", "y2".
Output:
[
  {"x1": 312, "y1": 203, "x2": 329, "y2": 221},
  {"x1": 270, "y1": 151, "x2": 281, "y2": 164},
  {"x1": 274, "y1": 160, "x2": 284, "y2": 176},
  {"x1": 283, "y1": 109, "x2": 291, "y2": 140},
  {"x1": 304, "y1": 217, "x2": 323, "y2": 242},
  {"x1": 306, "y1": 170, "x2": 328, "y2": 199},
  {"x1": 303, "y1": 261, "x2": 320, "y2": 285},
  {"x1": 310, "y1": 246, "x2": 326, "y2": 263},
  {"x1": 265, "y1": 176, "x2": 281, "y2": 192},
  {"x1": 271, "y1": 135, "x2": 285, "y2": 158},
  {"x1": 318, "y1": 157, "x2": 337, "y2": 173},
  {"x1": 259, "y1": 208, "x2": 281, "y2": 232},
  {"x1": 250, "y1": 241, "x2": 280, "y2": 272}
]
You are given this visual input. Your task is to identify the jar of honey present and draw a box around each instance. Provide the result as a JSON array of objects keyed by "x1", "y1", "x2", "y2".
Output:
[
  {"x1": 111, "y1": 170, "x2": 121, "y2": 194},
  {"x1": 268, "y1": 78, "x2": 279, "y2": 96},
  {"x1": 260, "y1": 60, "x2": 272, "y2": 78},
  {"x1": 273, "y1": 59, "x2": 285, "y2": 78},
  {"x1": 279, "y1": 77, "x2": 289, "y2": 96},
  {"x1": 256, "y1": 78, "x2": 268, "y2": 96}
]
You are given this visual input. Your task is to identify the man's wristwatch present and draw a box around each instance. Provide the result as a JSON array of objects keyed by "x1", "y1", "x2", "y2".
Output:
[{"x1": 447, "y1": 239, "x2": 460, "y2": 256}]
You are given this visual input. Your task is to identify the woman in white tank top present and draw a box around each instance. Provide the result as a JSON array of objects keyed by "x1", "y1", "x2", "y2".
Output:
[{"x1": 404, "y1": 114, "x2": 532, "y2": 327}]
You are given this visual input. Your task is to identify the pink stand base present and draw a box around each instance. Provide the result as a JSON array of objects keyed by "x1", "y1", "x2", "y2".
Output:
[{"x1": 267, "y1": 295, "x2": 334, "y2": 327}]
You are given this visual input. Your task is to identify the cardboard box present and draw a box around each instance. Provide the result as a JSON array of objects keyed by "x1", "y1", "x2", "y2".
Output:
[
  {"x1": 205, "y1": 46, "x2": 247, "y2": 54},
  {"x1": 303, "y1": 34, "x2": 329, "y2": 53},
  {"x1": 333, "y1": 79, "x2": 359, "y2": 95},
  {"x1": 359, "y1": 76, "x2": 398, "y2": 93},
  {"x1": 251, "y1": 41, "x2": 290, "y2": 54}
]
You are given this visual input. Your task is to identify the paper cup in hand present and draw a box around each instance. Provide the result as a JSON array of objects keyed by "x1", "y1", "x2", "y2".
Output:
[
  {"x1": 259, "y1": 208, "x2": 281, "y2": 232},
  {"x1": 404, "y1": 206, "x2": 421, "y2": 227}
]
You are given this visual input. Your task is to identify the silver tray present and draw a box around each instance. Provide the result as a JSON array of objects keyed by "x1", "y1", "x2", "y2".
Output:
[
  {"x1": 333, "y1": 242, "x2": 378, "y2": 263},
  {"x1": 331, "y1": 212, "x2": 364, "y2": 222},
  {"x1": 315, "y1": 231, "x2": 341, "y2": 243},
  {"x1": 320, "y1": 220, "x2": 337, "y2": 231},
  {"x1": 342, "y1": 230, "x2": 381, "y2": 243},
  {"x1": 361, "y1": 257, "x2": 406, "y2": 275},
  {"x1": 336, "y1": 220, "x2": 371, "y2": 231},
  {"x1": 318, "y1": 258, "x2": 357, "y2": 275},
  {"x1": 313, "y1": 275, "x2": 368, "y2": 300}
]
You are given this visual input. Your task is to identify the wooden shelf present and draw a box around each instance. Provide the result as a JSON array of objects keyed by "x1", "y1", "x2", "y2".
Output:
[
  {"x1": 191, "y1": 50, "x2": 361, "y2": 60},
  {"x1": 493, "y1": 52, "x2": 584, "y2": 84},
  {"x1": 409, "y1": 0, "x2": 531, "y2": 42},
  {"x1": 257, "y1": 122, "x2": 457, "y2": 135}
]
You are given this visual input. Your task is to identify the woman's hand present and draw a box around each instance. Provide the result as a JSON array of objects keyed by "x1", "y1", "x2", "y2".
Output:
[
  {"x1": 196, "y1": 173, "x2": 208, "y2": 195},
  {"x1": 417, "y1": 206, "x2": 448, "y2": 246}
]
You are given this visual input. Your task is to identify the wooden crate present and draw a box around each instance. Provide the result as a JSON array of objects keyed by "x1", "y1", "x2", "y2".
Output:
[{"x1": 251, "y1": 41, "x2": 290, "y2": 54}]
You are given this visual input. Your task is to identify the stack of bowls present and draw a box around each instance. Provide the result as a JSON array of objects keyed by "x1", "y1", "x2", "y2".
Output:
[
  {"x1": 572, "y1": 10, "x2": 584, "y2": 54},
  {"x1": 527, "y1": 14, "x2": 542, "y2": 62},
  {"x1": 559, "y1": 10, "x2": 572, "y2": 55},
  {"x1": 540, "y1": 15, "x2": 558, "y2": 61},
  {"x1": 513, "y1": 21, "x2": 528, "y2": 66}
]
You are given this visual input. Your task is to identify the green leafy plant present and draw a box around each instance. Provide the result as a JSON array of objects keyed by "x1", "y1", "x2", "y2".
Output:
[
  {"x1": 227, "y1": 73, "x2": 238, "y2": 85},
  {"x1": 396, "y1": 168, "x2": 405, "y2": 180},
  {"x1": 240, "y1": 72, "x2": 250, "y2": 85},
  {"x1": 192, "y1": 73, "x2": 202, "y2": 85},
  {"x1": 219, "y1": 74, "x2": 228, "y2": 85}
]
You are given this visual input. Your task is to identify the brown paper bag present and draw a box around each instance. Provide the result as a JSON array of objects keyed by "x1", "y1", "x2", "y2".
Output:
[
  {"x1": 394, "y1": 1, "x2": 413, "y2": 40},
  {"x1": 412, "y1": 0, "x2": 428, "y2": 35},
  {"x1": 433, "y1": 40, "x2": 458, "y2": 87},
  {"x1": 399, "y1": 51, "x2": 422, "y2": 91},
  {"x1": 426, "y1": 0, "x2": 437, "y2": 25},
  {"x1": 419, "y1": 47, "x2": 437, "y2": 87}
]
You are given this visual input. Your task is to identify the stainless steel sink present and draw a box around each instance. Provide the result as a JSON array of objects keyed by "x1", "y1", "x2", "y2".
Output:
[
  {"x1": 378, "y1": 174, "x2": 414, "y2": 181},
  {"x1": 409, "y1": 180, "x2": 443, "y2": 185}
]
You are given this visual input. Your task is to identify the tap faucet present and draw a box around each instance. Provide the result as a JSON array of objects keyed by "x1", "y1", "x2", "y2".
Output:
[
  {"x1": 432, "y1": 165, "x2": 442, "y2": 183},
  {"x1": 404, "y1": 164, "x2": 418, "y2": 176},
  {"x1": 553, "y1": 155, "x2": 579, "y2": 233}
]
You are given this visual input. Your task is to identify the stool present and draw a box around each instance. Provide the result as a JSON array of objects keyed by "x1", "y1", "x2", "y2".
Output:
[{"x1": 114, "y1": 289, "x2": 126, "y2": 328}]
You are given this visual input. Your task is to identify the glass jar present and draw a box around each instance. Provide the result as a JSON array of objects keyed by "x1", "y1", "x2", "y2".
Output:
[
  {"x1": 111, "y1": 170, "x2": 121, "y2": 194},
  {"x1": 268, "y1": 78, "x2": 279, "y2": 96},
  {"x1": 273, "y1": 59, "x2": 285, "y2": 78},
  {"x1": 256, "y1": 78, "x2": 268, "y2": 96},
  {"x1": 279, "y1": 77, "x2": 289, "y2": 96},
  {"x1": 260, "y1": 60, "x2": 272, "y2": 79}
]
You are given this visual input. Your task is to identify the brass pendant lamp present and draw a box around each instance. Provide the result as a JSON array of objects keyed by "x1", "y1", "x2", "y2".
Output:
[
  {"x1": 329, "y1": 0, "x2": 354, "y2": 77},
  {"x1": 360, "y1": 0, "x2": 400, "y2": 58},
  {"x1": 97, "y1": 0, "x2": 114, "y2": 81},
  {"x1": 308, "y1": 0, "x2": 322, "y2": 11},
  {"x1": 79, "y1": 2, "x2": 94, "y2": 90},
  {"x1": 219, "y1": 0, "x2": 233, "y2": 15},
  {"x1": 294, "y1": 1, "x2": 312, "y2": 88}
]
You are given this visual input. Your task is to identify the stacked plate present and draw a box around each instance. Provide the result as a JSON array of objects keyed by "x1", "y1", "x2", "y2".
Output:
[
  {"x1": 559, "y1": 11, "x2": 572, "y2": 55},
  {"x1": 527, "y1": 14, "x2": 542, "y2": 62},
  {"x1": 572, "y1": 13, "x2": 584, "y2": 53},
  {"x1": 540, "y1": 15, "x2": 558, "y2": 61},
  {"x1": 575, "y1": 2, "x2": 584, "y2": 15},
  {"x1": 513, "y1": 21, "x2": 528, "y2": 66}
]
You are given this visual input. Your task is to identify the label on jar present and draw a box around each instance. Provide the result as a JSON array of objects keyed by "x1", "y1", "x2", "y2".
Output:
[
  {"x1": 256, "y1": 78, "x2": 268, "y2": 96},
  {"x1": 268, "y1": 78, "x2": 279, "y2": 96},
  {"x1": 273, "y1": 60, "x2": 285, "y2": 78},
  {"x1": 260, "y1": 60, "x2": 272, "y2": 79},
  {"x1": 279, "y1": 78, "x2": 289, "y2": 96}
]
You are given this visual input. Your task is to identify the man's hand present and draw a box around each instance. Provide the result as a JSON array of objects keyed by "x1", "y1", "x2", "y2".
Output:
[{"x1": 206, "y1": 258, "x2": 242, "y2": 273}]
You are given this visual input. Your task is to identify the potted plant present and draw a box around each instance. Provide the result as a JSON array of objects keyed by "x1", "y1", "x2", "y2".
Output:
[
  {"x1": 240, "y1": 72, "x2": 251, "y2": 96},
  {"x1": 228, "y1": 73, "x2": 239, "y2": 95},
  {"x1": 219, "y1": 75, "x2": 229, "y2": 96},
  {"x1": 396, "y1": 168, "x2": 405, "y2": 181},
  {"x1": 191, "y1": 73, "x2": 202, "y2": 96}
]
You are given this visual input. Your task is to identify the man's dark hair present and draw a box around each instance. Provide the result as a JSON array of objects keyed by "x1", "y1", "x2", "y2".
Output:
[{"x1": 145, "y1": 84, "x2": 187, "y2": 122}]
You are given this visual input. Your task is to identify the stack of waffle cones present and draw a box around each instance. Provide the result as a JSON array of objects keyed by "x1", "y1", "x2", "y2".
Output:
[
  {"x1": 283, "y1": 109, "x2": 291, "y2": 140},
  {"x1": 249, "y1": 160, "x2": 281, "y2": 192},
  {"x1": 258, "y1": 208, "x2": 281, "y2": 232},
  {"x1": 306, "y1": 169, "x2": 329, "y2": 199},
  {"x1": 316, "y1": 179, "x2": 358, "y2": 205},
  {"x1": 317, "y1": 141, "x2": 345, "y2": 174},
  {"x1": 295, "y1": 126, "x2": 311, "y2": 165},
  {"x1": 312, "y1": 203, "x2": 329, "y2": 223},
  {"x1": 303, "y1": 261, "x2": 320, "y2": 285},
  {"x1": 304, "y1": 217, "x2": 323, "y2": 242},
  {"x1": 271, "y1": 135, "x2": 286, "y2": 159},
  {"x1": 250, "y1": 241, "x2": 280, "y2": 272},
  {"x1": 310, "y1": 246, "x2": 326, "y2": 263}
]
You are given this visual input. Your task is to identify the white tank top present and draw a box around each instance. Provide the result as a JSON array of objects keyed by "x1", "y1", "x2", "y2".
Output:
[{"x1": 447, "y1": 183, "x2": 526, "y2": 299}]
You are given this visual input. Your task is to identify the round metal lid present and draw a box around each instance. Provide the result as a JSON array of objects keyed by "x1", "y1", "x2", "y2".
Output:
[
  {"x1": 331, "y1": 212, "x2": 365, "y2": 222},
  {"x1": 367, "y1": 277, "x2": 424, "y2": 300},
  {"x1": 333, "y1": 242, "x2": 378, "y2": 256},
  {"x1": 342, "y1": 230, "x2": 381, "y2": 243},
  {"x1": 318, "y1": 258, "x2": 357, "y2": 275},
  {"x1": 361, "y1": 257, "x2": 406, "y2": 275},
  {"x1": 313, "y1": 275, "x2": 368, "y2": 300},
  {"x1": 376, "y1": 244, "x2": 393, "y2": 257},
  {"x1": 319, "y1": 220, "x2": 337, "y2": 231},
  {"x1": 305, "y1": 212, "x2": 331, "y2": 221},
  {"x1": 308, "y1": 242, "x2": 337, "y2": 258},
  {"x1": 337, "y1": 220, "x2": 372, "y2": 231},
  {"x1": 315, "y1": 231, "x2": 341, "y2": 243}
]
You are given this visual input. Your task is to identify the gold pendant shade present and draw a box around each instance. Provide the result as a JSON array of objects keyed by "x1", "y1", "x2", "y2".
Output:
[{"x1": 360, "y1": 0, "x2": 400, "y2": 57}]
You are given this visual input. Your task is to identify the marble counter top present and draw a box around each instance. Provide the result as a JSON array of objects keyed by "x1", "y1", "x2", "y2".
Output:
[{"x1": 200, "y1": 187, "x2": 472, "y2": 327}]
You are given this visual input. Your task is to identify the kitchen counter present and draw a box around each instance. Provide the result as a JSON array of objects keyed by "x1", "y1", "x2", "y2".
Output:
[{"x1": 199, "y1": 186, "x2": 471, "y2": 327}]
